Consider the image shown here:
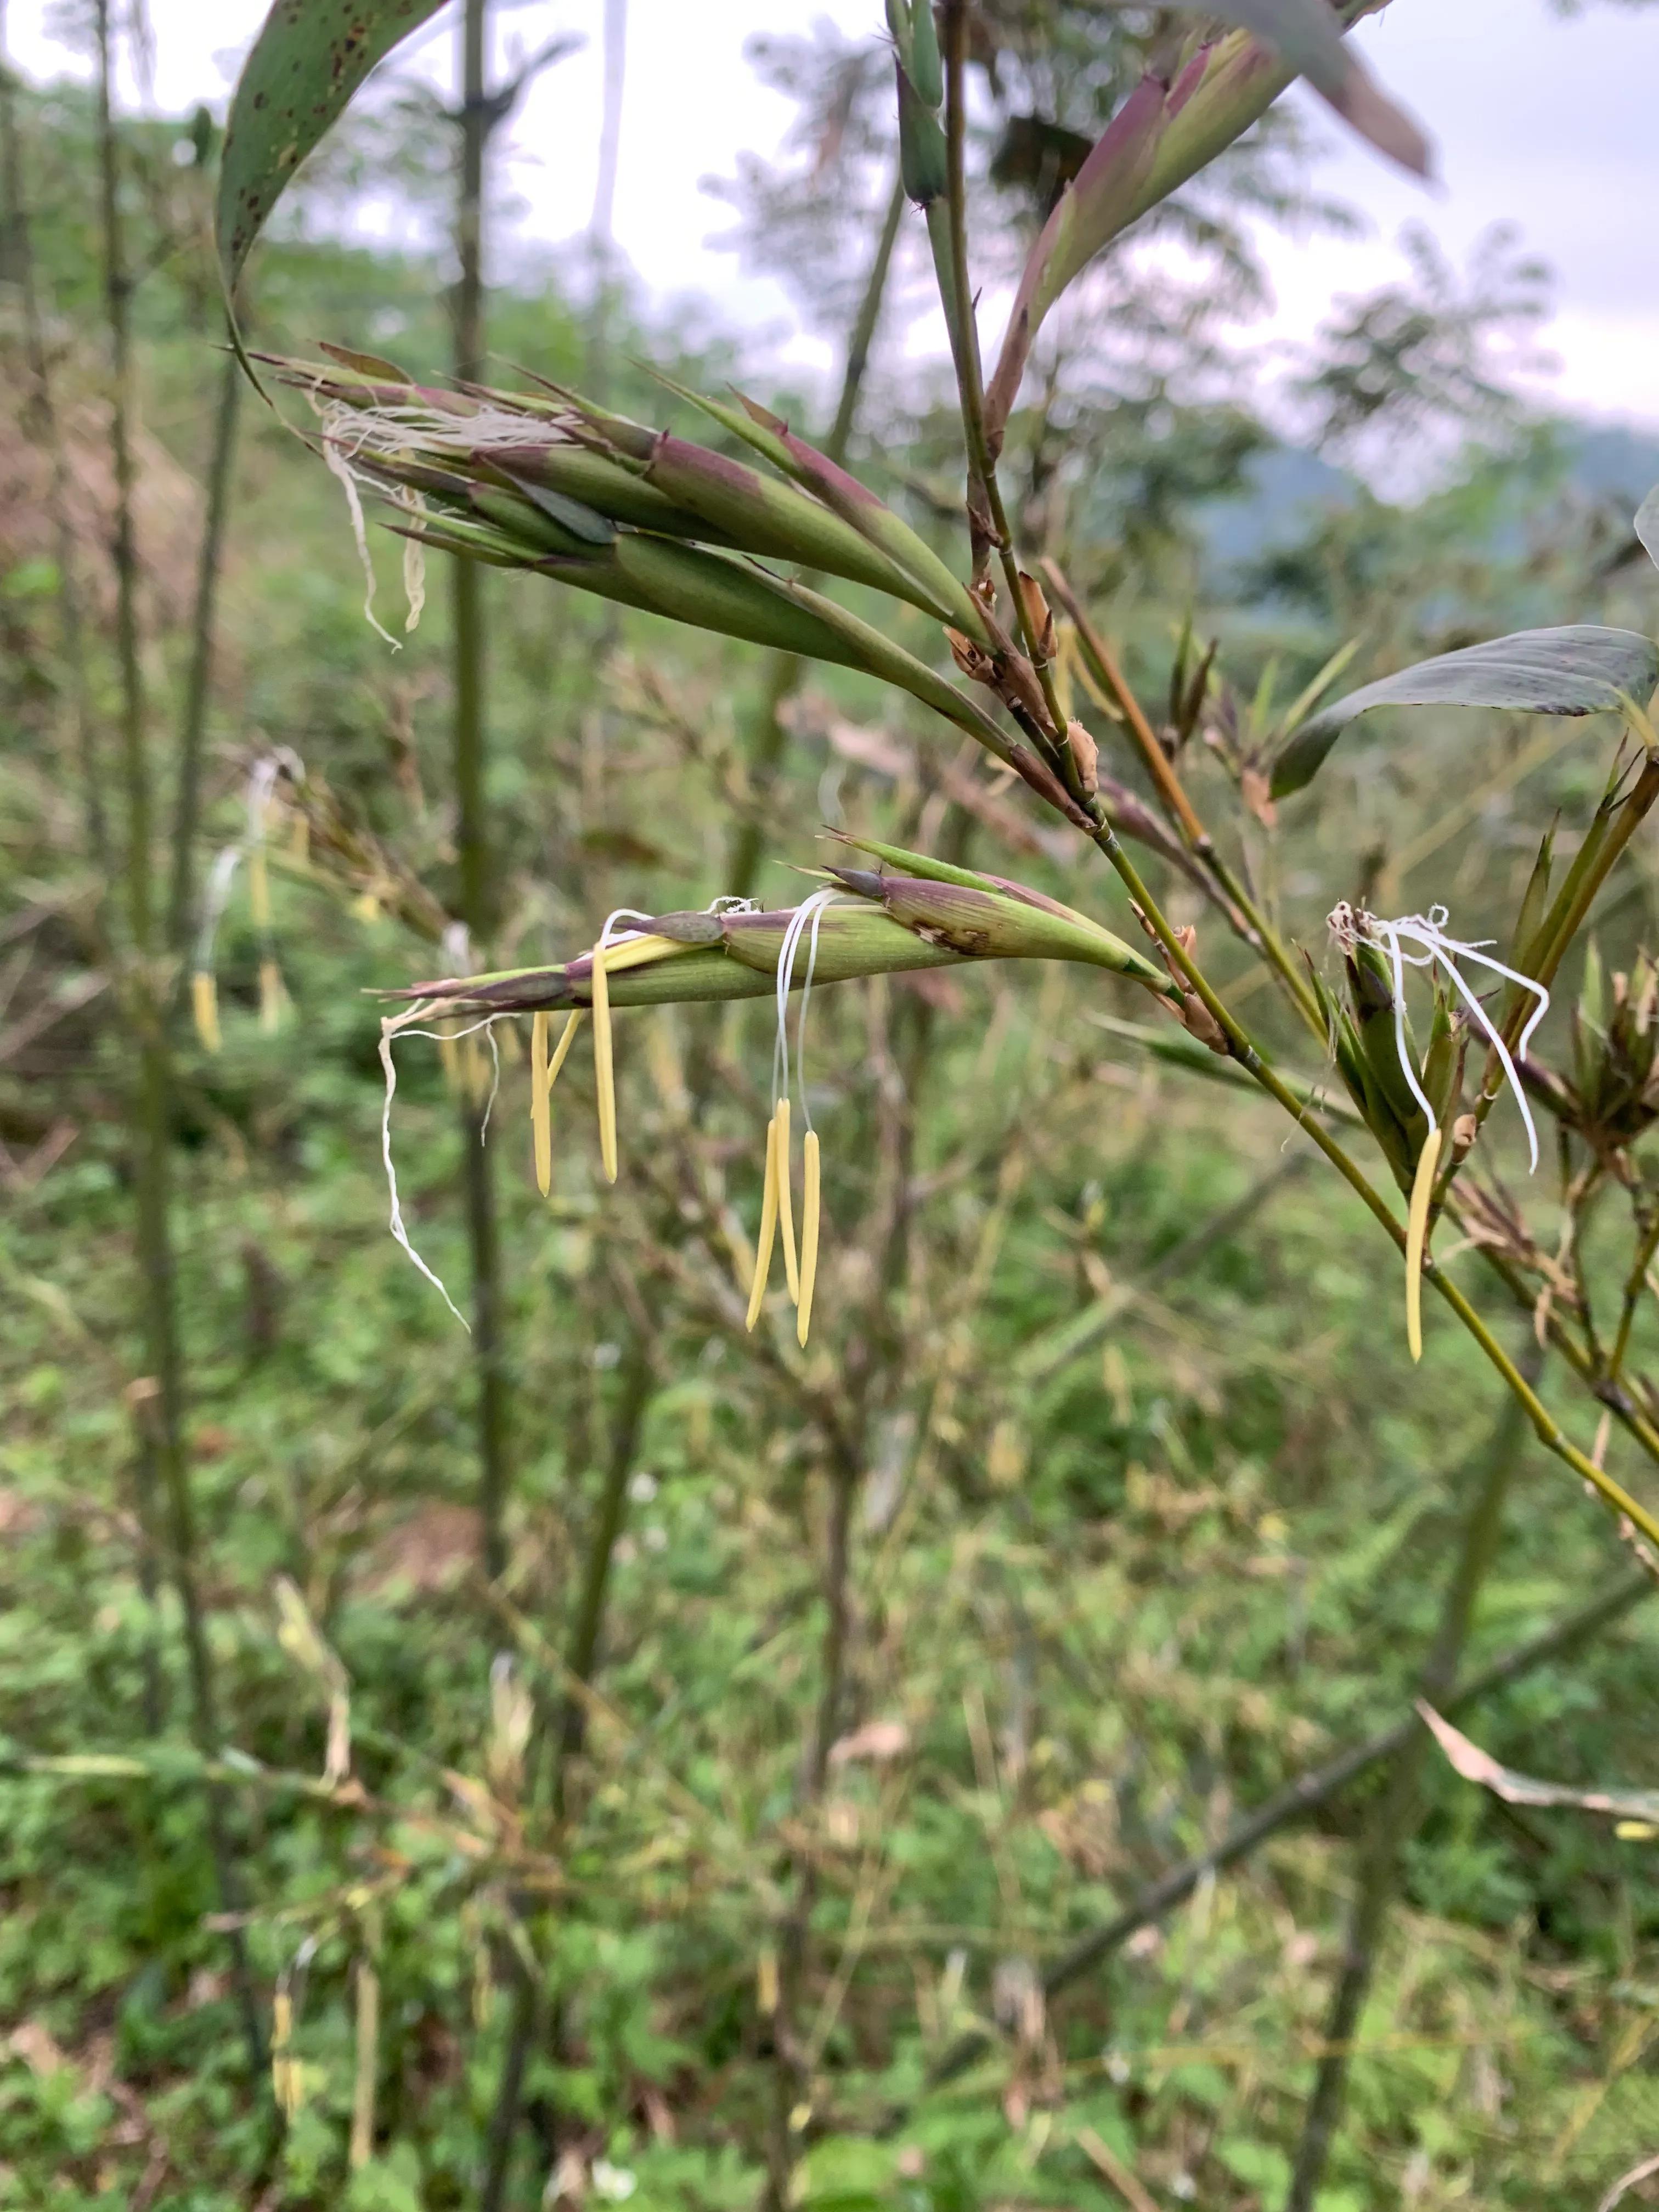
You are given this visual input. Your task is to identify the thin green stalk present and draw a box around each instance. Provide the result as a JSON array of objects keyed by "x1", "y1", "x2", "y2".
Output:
[
  {"x1": 548, "y1": 1330, "x2": 654, "y2": 1816},
  {"x1": 1610, "y1": 1191, "x2": 1659, "y2": 1386},
  {"x1": 479, "y1": 1330, "x2": 653, "y2": 2212},
  {"x1": 924, "y1": 1560, "x2": 1652, "y2": 2089},
  {"x1": 167, "y1": 343, "x2": 242, "y2": 953},
  {"x1": 1286, "y1": 1355, "x2": 1539, "y2": 2211},
  {"x1": 94, "y1": 0, "x2": 264, "y2": 2085},
  {"x1": 765, "y1": 1448, "x2": 860, "y2": 2212},
  {"x1": 129, "y1": 1410, "x2": 167, "y2": 1734},
  {"x1": 934, "y1": 3, "x2": 1070, "y2": 753},
  {"x1": 451, "y1": 0, "x2": 512, "y2": 1583},
  {"x1": 828, "y1": 170, "x2": 906, "y2": 462}
]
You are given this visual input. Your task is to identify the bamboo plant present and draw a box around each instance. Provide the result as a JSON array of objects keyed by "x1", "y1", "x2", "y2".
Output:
[{"x1": 204, "y1": 0, "x2": 1659, "y2": 2186}]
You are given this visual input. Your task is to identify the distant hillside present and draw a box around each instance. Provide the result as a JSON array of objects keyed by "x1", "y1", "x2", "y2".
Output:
[{"x1": 1197, "y1": 416, "x2": 1659, "y2": 580}]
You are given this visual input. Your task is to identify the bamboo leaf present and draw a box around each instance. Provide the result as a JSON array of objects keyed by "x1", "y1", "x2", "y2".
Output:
[
  {"x1": 217, "y1": 0, "x2": 449, "y2": 283},
  {"x1": 1420, "y1": 1703, "x2": 1659, "y2": 1826},
  {"x1": 1271, "y1": 626, "x2": 1659, "y2": 797},
  {"x1": 1638, "y1": 483, "x2": 1659, "y2": 572},
  {"x1": 1173, "y1": 0, "x2": 1430, "y2": 174}
]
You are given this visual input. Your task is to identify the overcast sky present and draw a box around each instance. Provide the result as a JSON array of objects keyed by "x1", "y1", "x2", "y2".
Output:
[{"x1": 10, "y1": 0, "x2": 1659, "y2": 427}]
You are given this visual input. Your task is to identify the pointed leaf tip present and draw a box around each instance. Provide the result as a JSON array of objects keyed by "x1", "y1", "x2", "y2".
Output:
[
  {"x1": 1191, "y1": 0, "x2": 1432, "y2": 177},
  {"x1": 1271, "y1": 626, "x2": 1659, "y2": 797},
  {"x1": 217, "y1": 0, "x2": 449, "y2": 284},
  {"x1": 1637, "y1": 483, "x2": 1659, "y2": 573}
]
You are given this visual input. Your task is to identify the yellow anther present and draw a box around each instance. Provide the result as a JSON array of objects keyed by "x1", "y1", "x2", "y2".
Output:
[
  {"x1": 249, "y1": 847, "x2": 271, "y2": 929},
  {"x1": 746, "y1": 1112, "x2": 781, "y2": 1331},
  {"x1": 593, "y1": 932, "x2": 696, "y2": 975},
  {"x1": 546, "y1": 1008, "x2": 583, "y2": 1093},
  {"x1": 191, "y1": 970, "x2": 221, "y2": 1053},
  {"x1": 1405, "y1": 1124, "x2": 1443, "y2": 1364},
  {"x1": 774, "y1": 1098, "x2": 799, "y2": 1304},
  {"x1": 797, "y1": 1130, "x2": 821, "y2": 1347},
  {"x1": 258, "y1": 960, "x2": 284, "y2": 1035},
  {"x1": 272, "y1": 1989, "x2": 303, "y2": 2119},
  {"x1": 531, "y1": 1011, "x2": 552, "y2": 1196},
  {"x1": 591, "y1": 945, "x2": 617, "y2": 1183}
]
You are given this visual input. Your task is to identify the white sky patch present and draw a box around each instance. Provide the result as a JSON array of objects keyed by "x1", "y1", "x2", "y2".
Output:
[{"x1": 8, "y1": 0, "x2": 1658, "y2": 427}]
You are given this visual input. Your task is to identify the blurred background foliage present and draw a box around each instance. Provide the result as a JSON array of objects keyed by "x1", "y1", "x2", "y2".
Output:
[{"x1": 5, "y1": 3, "x2": 1659, "y2": 2207}]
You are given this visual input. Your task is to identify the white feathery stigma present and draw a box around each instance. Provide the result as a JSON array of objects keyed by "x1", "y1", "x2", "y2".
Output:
[{"x1": 1334, "y1": 903, "x2": 1550, "y2": 1171}]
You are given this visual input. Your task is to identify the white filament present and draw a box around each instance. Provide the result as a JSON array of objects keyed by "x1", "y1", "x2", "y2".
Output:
[
  {"x1": 378, "y1": 1001, "x2": 515, "y2": 1330},
  {"x1": 321, "y1": 430, "x2": 399, "y2": 650},
  {"x1": 773, "y1": 889, "x2": 840, "y2": 1127},
  {"x1": 1341, "y1": 904, "x2": 1550, "y2": 1171},
  {"x1": 324, "y1": 398, "x2": 581, "y2": 459}
]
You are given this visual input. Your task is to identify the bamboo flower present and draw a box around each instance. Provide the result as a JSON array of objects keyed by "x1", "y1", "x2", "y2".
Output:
[
  {"x1": 267, "y1": 354, "x2": 1021, "y2": 765},
  {"x1": 1329, "y1": 902, "x2": 1550, "y2": 1361},
  {"x1": 379, "y1": 847, "x2": 1179, "y2": 1330}
]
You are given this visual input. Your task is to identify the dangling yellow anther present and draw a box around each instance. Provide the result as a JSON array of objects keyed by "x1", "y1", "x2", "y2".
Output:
[
  {"x1": 591, "y1": 946, "x2": 617, "y2": 1183},
  {"x1": 191, "y1": 970, "x2": 221, "y2": 1053},
  {"x1": 1404, "y1": 1124, "x2": 1443, "y2": 1364},
  {"x1": 271, "y1": 1989, "x2": 302, "y2": 2119},
  {"x1": 746, "y1": 1112, "x2": 781, "y2": 1330},
  {"x1": 775, "y1": 1098, "x2": 799, "y2": 1304},
  {"x1": 797, "y1": 1130, "x2": 820, "y2": 1347},
  {"x1": 592, "y1": 933, "x2": 693, "y2": 975},
  {"x1": 531, "y1": 1011, "x2": 552, "y2": 1195},
  {"x1": 546, "y1": 1008, "x2": 583, "y2": 1092},
  {"x1": 249, "y1": 848, "x2": 270, "y2": 930},
  {"x1": 258, "y1": 960, "x2": 284, "y2": 1035}
]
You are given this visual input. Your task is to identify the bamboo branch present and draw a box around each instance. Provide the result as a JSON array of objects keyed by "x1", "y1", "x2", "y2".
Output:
[
  {"x1": 1286, "y1": 1350, "x2": 1540, "y2": 2209},
  {"x1": 93, "y1": 0, "x2": 264, "y2": 2084},
  {"x1": 926, "y1": 1561, "x2": 1653, "y2": 2087}
]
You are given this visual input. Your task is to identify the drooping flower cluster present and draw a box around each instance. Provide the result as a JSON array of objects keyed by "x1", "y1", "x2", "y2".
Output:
[{"x1": 378, "y1": 843, "x2": 1177, "y2": 1345}]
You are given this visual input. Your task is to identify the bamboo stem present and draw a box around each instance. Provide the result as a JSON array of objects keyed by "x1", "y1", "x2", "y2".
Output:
[
  {"x1": 480, "y1": 1330, "x2": 654, "y2": 2212},
  {"x1": 450, "y1": 0, "x2": 514, "y2": 1585},
  {"x1": 932, "y1": 7, "x2": 1070, "y2": 751},
  {"x1": 167, "y1": 344, "x2": 242, "y2": 955},
  {"x1": 94, "y1": 0, "x2": 265, "y2": 2085},
  {"x1": 926, "y1": 1560, "x2": 1652, "y2": 2088}
]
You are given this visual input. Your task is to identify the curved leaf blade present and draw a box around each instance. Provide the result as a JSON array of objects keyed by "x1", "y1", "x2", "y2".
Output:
[
  {"x1": 1271, "y1": 625, "x2": 1659, "y2": 798},
  {"x1": 217, "y1": 0, "x2": 448, "y2": 285},
  {"x1": 1638, "y1": 483, "x2": 1659, "y2": 573},
  {"x1": 1420, "y1": 1703, "x2": 1659, "y2": 1827}
]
